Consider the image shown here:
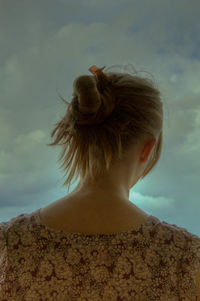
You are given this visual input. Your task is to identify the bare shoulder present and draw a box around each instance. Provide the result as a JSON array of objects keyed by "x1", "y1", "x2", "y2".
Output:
[{"x1": 39, "y1": 194, "x2": 149, "y2": 234}]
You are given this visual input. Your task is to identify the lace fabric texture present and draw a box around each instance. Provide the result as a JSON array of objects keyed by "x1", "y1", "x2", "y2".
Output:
[{"x1": 0, "y1": 208, "x2": 200, "y2": 301}]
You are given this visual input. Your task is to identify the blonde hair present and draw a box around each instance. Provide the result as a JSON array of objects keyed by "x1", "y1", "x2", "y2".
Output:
[{"x1": 47, "y1": 64, "x2": 163, "y2": 193}]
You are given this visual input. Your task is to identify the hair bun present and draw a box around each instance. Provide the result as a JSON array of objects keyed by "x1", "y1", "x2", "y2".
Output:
[
  {"x1": 72, "y1": 71, "x2": 115, "y2": 126},
  {"x1": 73, "y1": 75, "x2": 102, "y2": 114}
]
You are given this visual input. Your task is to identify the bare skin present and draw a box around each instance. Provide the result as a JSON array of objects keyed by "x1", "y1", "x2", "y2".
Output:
[
  {"x1": 39, "y1": 193, "x2": 150, "y2": 234},
  {"x1": 40, "y1": 136, "x2": 157, "y2": 234}
]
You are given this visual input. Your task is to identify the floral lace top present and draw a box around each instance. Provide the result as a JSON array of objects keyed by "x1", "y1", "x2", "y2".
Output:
[{"x1": 0, "y1": 208, "x2": 200, "y2": 301}]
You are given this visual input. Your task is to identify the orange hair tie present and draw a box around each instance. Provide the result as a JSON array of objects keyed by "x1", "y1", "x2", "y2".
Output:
[{"x1": 88, "y1": 65, "x2": 106, "y2": 76}]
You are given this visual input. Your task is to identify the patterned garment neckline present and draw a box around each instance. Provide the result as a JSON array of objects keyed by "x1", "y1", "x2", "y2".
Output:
[{"x1": 32, "y1": 208, "x2": 160, "y2": 243}]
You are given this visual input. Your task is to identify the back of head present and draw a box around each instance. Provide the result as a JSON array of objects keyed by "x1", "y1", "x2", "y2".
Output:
[{"x1": 47, "y1": 64, "x2": 163, "y2": 193}]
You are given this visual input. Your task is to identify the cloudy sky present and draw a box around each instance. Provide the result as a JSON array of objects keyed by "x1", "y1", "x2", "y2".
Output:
[{"x1": 0, "y1": 0, "x2": 200, "y2": 236}]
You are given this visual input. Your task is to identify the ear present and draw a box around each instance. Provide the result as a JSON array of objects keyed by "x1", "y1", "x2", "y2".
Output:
[{"x1": 141, "y1": 138, "x2": 156, "y2": 162}]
